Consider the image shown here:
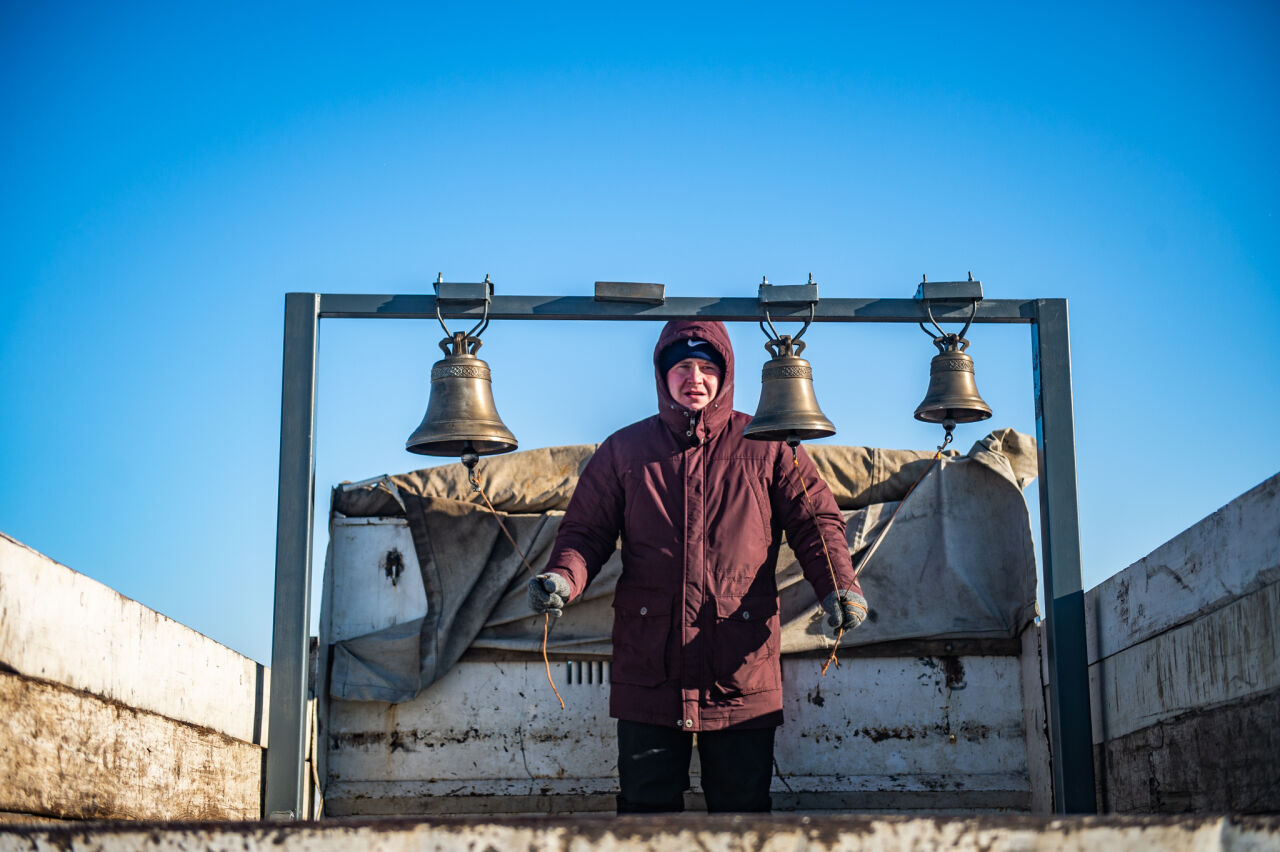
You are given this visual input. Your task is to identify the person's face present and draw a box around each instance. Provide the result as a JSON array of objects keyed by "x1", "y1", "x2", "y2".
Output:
[{"x1": 666, "y1": 357, "x2": 721, "y2": 411}]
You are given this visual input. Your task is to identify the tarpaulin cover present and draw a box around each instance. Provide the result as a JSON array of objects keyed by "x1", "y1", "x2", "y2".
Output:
[{"x1": 327, "y1": 428, "x2": 1039, "y2": 702}]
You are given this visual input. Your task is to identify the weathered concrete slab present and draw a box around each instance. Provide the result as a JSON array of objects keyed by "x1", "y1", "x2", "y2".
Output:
[
  {"x1": 323, "y1": 784, "x2": 1031, "y2": 817},
  {"x1": 1, "y1": 814, "x2": 1277, "y2": 851},
  {"x1": 1080, "y1": 471, "x2": 1280, "y2": 814},
  {"x1": 0, "y1": 814, "x2": 72, "y2": 826},
  {"x1": 0, "y1": 672, "x2": 262, "y2": 822},
  {"x1": 1096, "y1": 688, "x2": 1280, "y2": 814},
  {"x1": 1086, "y1": 472, "x2": 1280, "y2": 662},
  {"x1": 0, "y1": 532, "x2": 269, "y2": 746},
  {"x1": 1090, "y1": 580, "x2": 1279, "y2": 742}
]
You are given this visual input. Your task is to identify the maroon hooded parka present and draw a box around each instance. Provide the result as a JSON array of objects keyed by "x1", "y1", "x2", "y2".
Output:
[{"x1": 545, "y1": 320, "x2": 860, "y2": 731}]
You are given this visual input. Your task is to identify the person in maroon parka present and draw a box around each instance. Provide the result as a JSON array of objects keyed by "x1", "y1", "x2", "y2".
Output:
[{"x1": 528, "y1": 319, "x2": 866, "y2": 813}]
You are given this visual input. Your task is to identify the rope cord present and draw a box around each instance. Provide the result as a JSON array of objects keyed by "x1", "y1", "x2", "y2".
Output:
[
  {"x1": 791, "y1": 448, "x2": 852, "y2": 676},
  {"x1": 473, "y1": 472, "x2": 565, "y2": 710},
  {"x1": 793, "y1": 434, "x2": 949, "y2": 677},
  {"x1": 850, "y1": 442, "x2": 946, "y2": 583}
]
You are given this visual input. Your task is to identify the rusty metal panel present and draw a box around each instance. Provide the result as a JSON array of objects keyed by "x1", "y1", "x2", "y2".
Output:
[
  {"x1": 1019, "y1": 624, "x2": 1053, "y2": 814},
  {"x1": 327, "y1": 518, "x2": 426, "y2": 642},
  {"x1": 324, "y1": 654, "x2": 1032, "y2": 815},
  {"x1": 777, "y1": 655, "x2": 1028, "y2": 787},
  {"x1": 326, "y1": 657, "x2": 616, "y2": 790}
]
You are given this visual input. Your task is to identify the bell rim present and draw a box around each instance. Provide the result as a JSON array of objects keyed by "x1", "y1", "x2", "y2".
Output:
[
  {"x1": 405, "y1": 435, "x2": 519, "y2": 456},
  {"x1": 742, "y1": 427, "x2": 836, "y2": 443},
  {"x1": 743, "y1": 414, "x2": 837, "y2": 442},
  {"x1": 912, "y1": 405, "x2": 992, "y2": 424}
]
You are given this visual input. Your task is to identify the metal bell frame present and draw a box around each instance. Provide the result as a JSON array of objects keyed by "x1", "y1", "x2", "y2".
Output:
[{"x1": 267, "y1": 282, "x2": 1096, "y2": 819}]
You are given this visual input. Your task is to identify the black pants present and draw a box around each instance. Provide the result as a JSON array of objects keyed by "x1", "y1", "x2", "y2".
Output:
[{"x1": 616, "y1": 720, "x2": 776, "y2": 813}]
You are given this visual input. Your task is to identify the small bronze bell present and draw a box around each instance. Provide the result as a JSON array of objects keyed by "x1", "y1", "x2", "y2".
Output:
[
  {"x1": 744, "y1": 334, "x2": 836, "y2": 445},
  {"x1": 914, "y1": 336, "x2": 992, "y2": 430},
  {"x1": 406, "y1": 330, "x2": 518, "y2": 457}
]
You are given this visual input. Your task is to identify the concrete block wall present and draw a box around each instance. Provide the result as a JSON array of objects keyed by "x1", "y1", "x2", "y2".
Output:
[
  {"x1": 0, "y1": 532, "x2": 271, "y2": 822},
  {"x1": 1085, "y1": 472, "x2": 1280, "y2": 813}
]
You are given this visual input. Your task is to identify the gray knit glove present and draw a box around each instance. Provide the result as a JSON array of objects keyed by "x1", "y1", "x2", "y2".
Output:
[
  {"x1": 821, "y1": 590, "x2": 868, "y2": 633},
  {"x1": 528, "y1": 573, "x2": 572, "y2": 618}
]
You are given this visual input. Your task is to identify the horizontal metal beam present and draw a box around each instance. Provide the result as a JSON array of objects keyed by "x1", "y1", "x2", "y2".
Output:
[{"x1": 315, "y1": 294, "x2": 1038, "y2": 323}]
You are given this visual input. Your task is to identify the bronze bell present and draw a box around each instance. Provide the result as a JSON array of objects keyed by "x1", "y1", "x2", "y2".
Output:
[
  {"x1": 914, "y1": 336, "x2": 992, "y2": 429},
  {"x1": 406, "y1": 330, "x2": 518, "y2": 457},
  {"x1": 744, "y1": 335, "x2": 836, "y2": 445}
]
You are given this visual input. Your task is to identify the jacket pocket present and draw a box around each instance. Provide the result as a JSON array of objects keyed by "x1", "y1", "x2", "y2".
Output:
[
  {"x1": 711, "y1": 593, "x2": 780, "y2": 697},
  {"x1": 610, "y1": 588, "x2": 674, "y2": 687},
  {"x1": 746, "y1": 478, "x2": 774, "y2": 549}
]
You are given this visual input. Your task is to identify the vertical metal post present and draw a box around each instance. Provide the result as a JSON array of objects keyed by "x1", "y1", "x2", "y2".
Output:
[
  {"x1": 1032, "y1": 298, "x2": 1097, "y2": 813},
  {"x1": 263, "y1": 293, "x2": 321, "y2": 819}
]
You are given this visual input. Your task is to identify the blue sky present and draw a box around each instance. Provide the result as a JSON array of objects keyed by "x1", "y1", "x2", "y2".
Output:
[{"x1": 2, "y1": 2, "x2": 1277, "y2": 664}]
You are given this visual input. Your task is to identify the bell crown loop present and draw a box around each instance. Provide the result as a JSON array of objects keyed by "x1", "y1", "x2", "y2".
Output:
[
  {"x1": 439, "y1": 330, "x2": 483, "y2": 357},
  {"x1": 930, "y1": 333, "x2": 970, "y2": 355},
  {"x1": 759, "y1": 302, "x2": 814, "y2": 349},
  {"x1": 764, "y1": 334, "x2": 806, "y2": 358},
  {"x1": 918, "y1": 298, "x2": 976, "y2": 351}
]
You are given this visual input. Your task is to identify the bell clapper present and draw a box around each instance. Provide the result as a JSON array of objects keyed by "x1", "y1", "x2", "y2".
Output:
[
  {"x1": 461, "y1": 442, "x2": 481, "y2": 492},
  {"x1": 940, "y1": 419, "x2": 956, "y2": 451}
]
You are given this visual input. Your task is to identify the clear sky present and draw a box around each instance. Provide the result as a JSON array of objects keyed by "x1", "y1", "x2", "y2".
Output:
[{"x1": 3, "y1": 2, "x2": 1277, "y2": 664}]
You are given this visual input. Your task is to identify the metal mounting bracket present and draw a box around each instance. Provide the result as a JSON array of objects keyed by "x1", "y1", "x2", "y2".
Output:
[
  {"x1": 758, "y1": 275, "x2": 819, "y2": 306},
  {"x1": 433, "y1": 273, "x2": 493, "y2": 306},
  {"x1": 594, "y1": 281, "x2": 666, "y2": 304},
  {"x1": 914, "y1": 276, "x2": 983, "y2": 303}
]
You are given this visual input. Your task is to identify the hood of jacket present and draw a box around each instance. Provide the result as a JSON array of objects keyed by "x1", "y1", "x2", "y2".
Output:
[{"x1": 653, "y1": 320, "x2": 735, "y2": 442}]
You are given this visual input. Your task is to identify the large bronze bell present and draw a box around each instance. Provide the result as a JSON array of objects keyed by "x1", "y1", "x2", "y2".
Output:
[
  {"x1": 744, "y1": 334, "x2": 836, "y2": 445},
  {"x1": 405, "y1": 330, "x2": 518, "y2": 457},
  {"x1": 914, "y1": 336, "x2": 993, "y2": 428}
]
